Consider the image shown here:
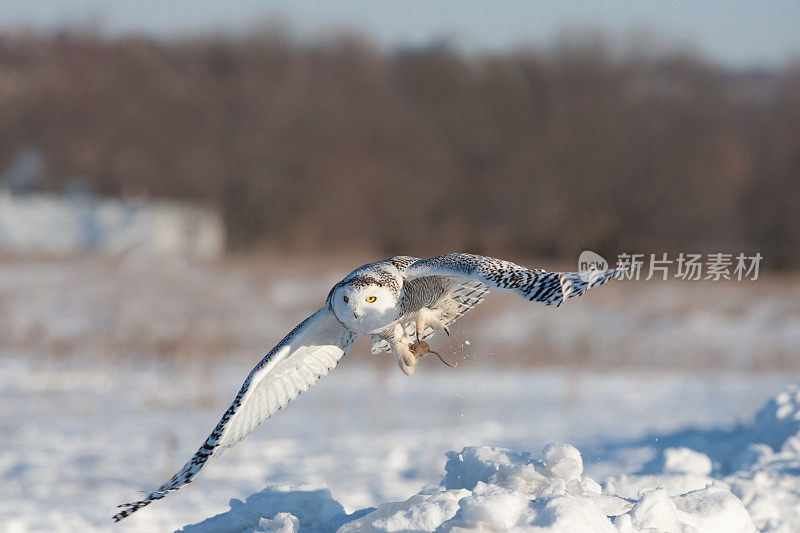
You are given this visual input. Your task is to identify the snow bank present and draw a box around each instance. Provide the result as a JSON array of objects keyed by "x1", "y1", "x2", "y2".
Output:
[
  {"x1": 188, "y1": 444, "x2": 753, "y2": 532},
  {"x1": 724, "y1": 385, "x2": 800, "y2": 531},
  {"x1": 184, "y1": 385, "x2": 800, "y2": 532},
  {"x1": 178, "y1": 486, "x2": 356, "y2": 533},
  {"x1": 342, "y1": 444, "x2": 754, "y2": 532},
  {"x1": 607, "y1": 384, "x2": 800, "y2": 532},
  {"x1": 748, "y1": 385, "x2": 800, "y2": 452}
]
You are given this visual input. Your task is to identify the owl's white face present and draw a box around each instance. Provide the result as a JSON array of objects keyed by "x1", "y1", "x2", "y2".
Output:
[{"x1": 331, "y1": 283, "x2": 399, "y2": 334}]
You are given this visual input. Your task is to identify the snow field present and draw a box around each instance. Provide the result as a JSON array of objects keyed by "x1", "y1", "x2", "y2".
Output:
[
  {"x1": 181, "y1": 385, "x2": 800, "y2": 532},
  {"x1": 185, "y1": 443, "x2": 756, "y2": 532},
  {"x1": 1, "y1": 256, "x2": 799, "y2": 531},
  {"x1": 3, "y1": 354, "x2": 798, "y2": 532}
]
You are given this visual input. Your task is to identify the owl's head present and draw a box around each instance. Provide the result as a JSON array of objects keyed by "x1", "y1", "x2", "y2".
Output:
[{"x1": 331, "y1": 279, "x2": 398, "y2": 333}]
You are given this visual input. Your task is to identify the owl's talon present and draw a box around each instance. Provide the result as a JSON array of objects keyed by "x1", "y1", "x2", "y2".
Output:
[
  {"x1": 415, "y1": 307, "x2": 449, "y2": 340},
  {"x1": 395, "y1": 342, "x2": 416, "y2": 375}
]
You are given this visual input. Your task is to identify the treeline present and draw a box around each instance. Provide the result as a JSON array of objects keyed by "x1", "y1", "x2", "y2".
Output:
[{"x1": 1, "y1": 29, "x2": 798, "y2": 265}]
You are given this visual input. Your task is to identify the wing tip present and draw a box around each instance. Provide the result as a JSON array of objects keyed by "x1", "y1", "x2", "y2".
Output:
[{"x1": 112, "y1": 499, "x2": 151, "y2": 522}]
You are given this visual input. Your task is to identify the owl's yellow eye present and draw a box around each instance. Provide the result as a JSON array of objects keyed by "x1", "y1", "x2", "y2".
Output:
[
  {"x1": 343, "y1": 296, "x2": 349, "y2": 303},
  {"x1": 365, "y1": 296, "x2": 377, "y2": 303}
]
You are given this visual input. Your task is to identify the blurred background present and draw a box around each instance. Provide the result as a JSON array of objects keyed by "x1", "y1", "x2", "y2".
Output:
[
  {"x1": 1, "y1": 1, "x2": 798, "y2": 365},
  {"x1": 0, "y1": 0, "x2": 798, "y2": 369},
  {"x1": 2, "y1": 2, "x2": 800, "y2": 531},
  {"x1": 2, "y1": 3, "x2": 800, "y2": 261}
]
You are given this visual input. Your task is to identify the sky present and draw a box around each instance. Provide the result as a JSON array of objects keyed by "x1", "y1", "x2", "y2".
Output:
[{"x1": 1, "y1": 1, "x2": 799, "y2": 69}]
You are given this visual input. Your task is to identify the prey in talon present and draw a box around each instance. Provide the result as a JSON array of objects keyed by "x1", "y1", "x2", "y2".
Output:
[
  {"x1": 409, "y1": 339, "x2": 454, "y2": 368},
  {"x1": 387, "y1": 305, "x2": 456, "y2": 375},
  {"x1": 410, "y1": 306, "x2": 455, "y2": 367}
]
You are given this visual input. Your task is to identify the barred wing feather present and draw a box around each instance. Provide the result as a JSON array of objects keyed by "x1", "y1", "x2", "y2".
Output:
[
  {"x1": 404, "y1": 253, "x2": 618, "y2": 307},
  {"x1": 113, "y1": 307, "x2": 355, "y2": 522}
]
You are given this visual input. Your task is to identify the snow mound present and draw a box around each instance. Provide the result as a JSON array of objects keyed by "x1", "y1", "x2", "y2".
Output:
[
  {"x1": 604, "y1": 384, "x2": 800, "y2": 532},
  {"x1": 722, "y1": 387, "x2": 800, "y2": 532},
  {"x1": 255, "y1": 513, "x2": 300, "y2": 533},
  {"x1": 662, "y1": 447, "x2": 713, "y2": 476},
  {"x1": 183, "y1": 385, "x2": 800, "y2": 532},
  {"x1": 179, "y1": 486, "x2": 362, "y2": 533},
  {"x1": 185, "y1": 444, "x2": 754, "y2": 532},
  {"x1": 343, "y1": 444, "x2": 754, "y2": 532},
  {"x1": 750, "y1": 385, "x2": 800, "y2": 452}
]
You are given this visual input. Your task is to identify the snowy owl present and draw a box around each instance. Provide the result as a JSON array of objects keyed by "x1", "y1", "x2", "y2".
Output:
[{"x1": 113, "y1": 253, "x2": 619, "y2": 521}]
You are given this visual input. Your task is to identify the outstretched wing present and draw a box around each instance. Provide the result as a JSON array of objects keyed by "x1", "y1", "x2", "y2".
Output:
[
  {"x1": 406, "y1": 253, "x2": 618, "y2": 303},
  {"x1": 113, "y1": 307, "x2": 356, "y2": 522},
  {"x1": 408, "y1": 252, "x2": 616, "y2": 325},
  {"x1": 370, "y1": 253, "x2": 618, "y2": 354}
]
